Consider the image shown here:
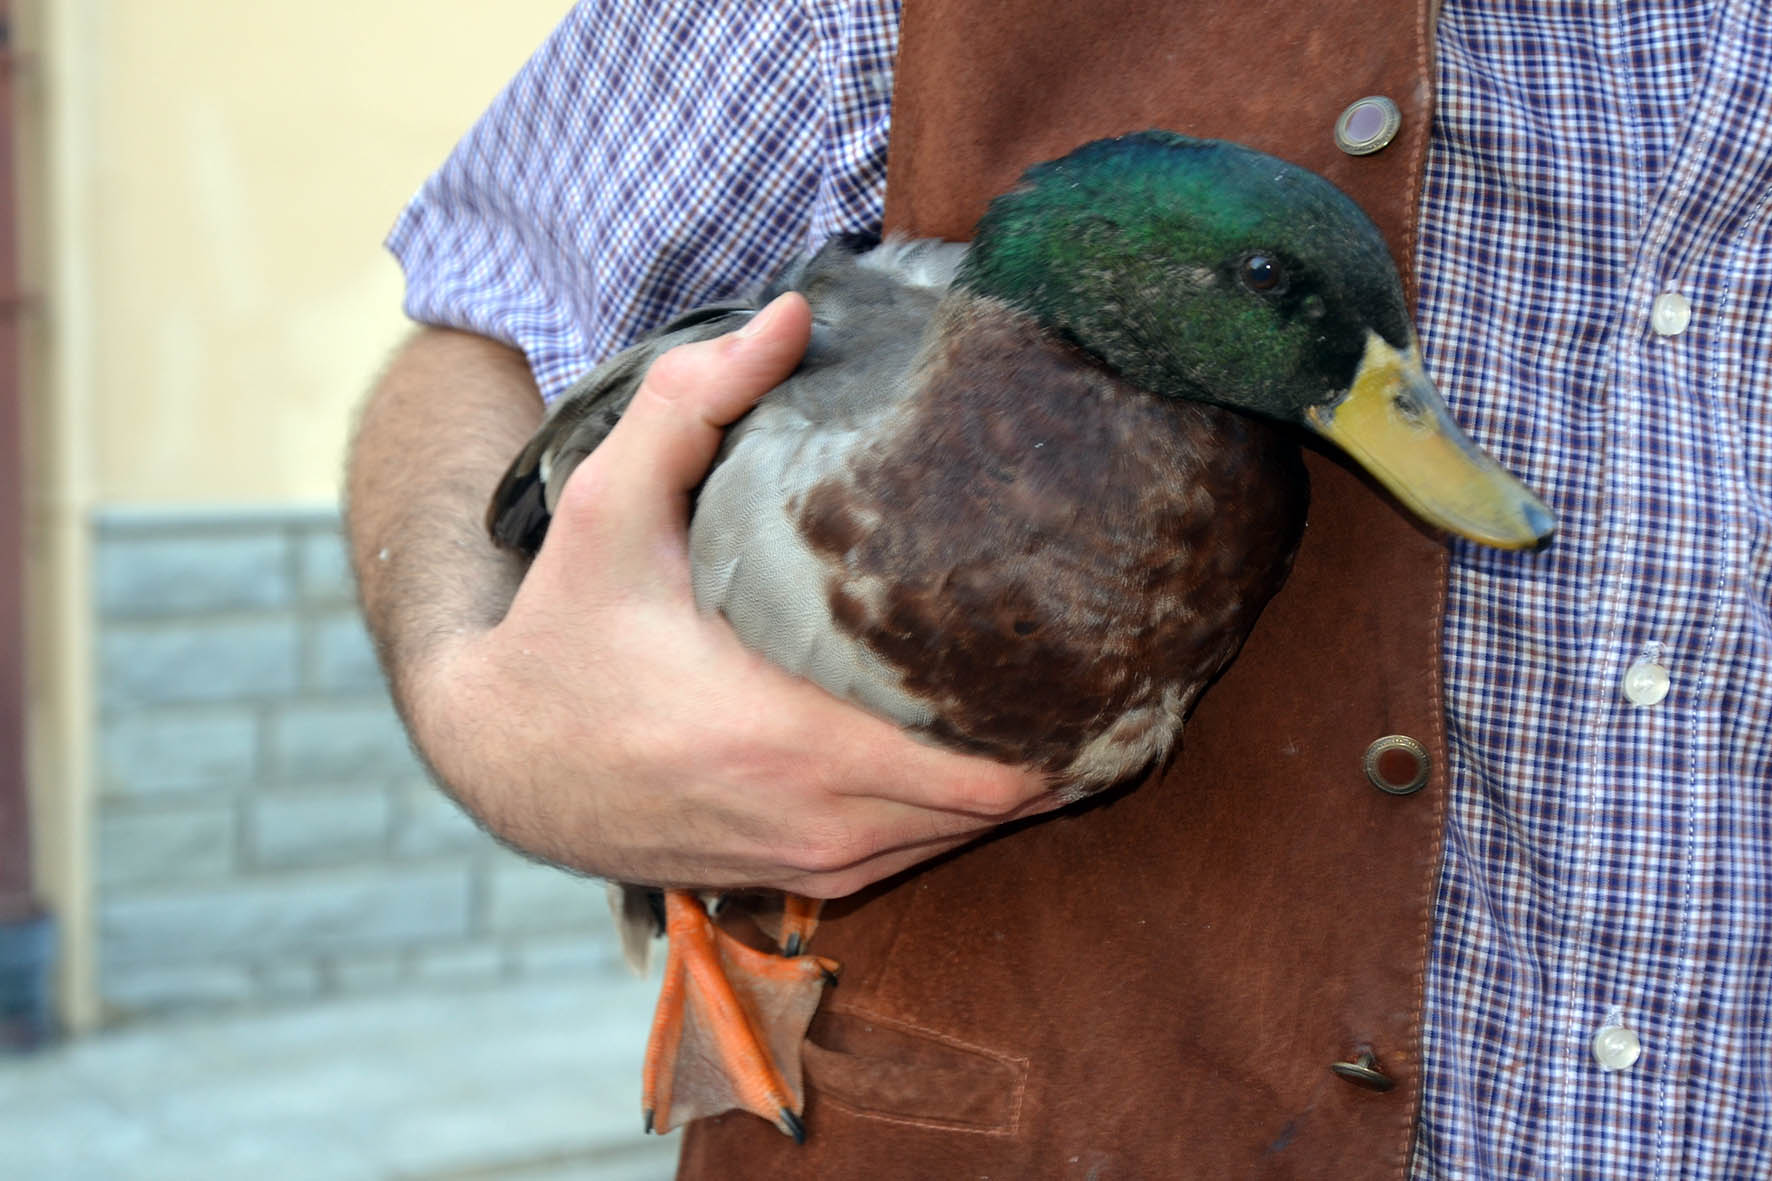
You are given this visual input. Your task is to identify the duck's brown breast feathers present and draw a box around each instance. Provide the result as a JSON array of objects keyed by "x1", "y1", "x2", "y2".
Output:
[{"x1": 797, "y1": 302, "x2": 1307, "y2": 790}]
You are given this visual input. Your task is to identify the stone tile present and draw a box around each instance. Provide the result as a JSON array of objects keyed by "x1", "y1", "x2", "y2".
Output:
[
  {"x1": 379, "y1": 1092, "x2": 671, "y2": 1180},
  {"x1": 254, "y1": 960, "x2": 324, "y2": 1002},
  {"x1": 497, "y1": 1146, "x2": 681, "y2": 1181},
  {"x1": 411, "y1": 942, "x2": 505, "y2": 986},
  {"x1": 96, "y1": 803, "x2": 236, "y2": 888},
  {"x1": 98, "y1": 867, "x2": 471, "y2": 968},
  {"x1": 246, "y1": 789, "x2": 392, "y2": 868},
  {"x1": 266, "y1": 699, "x2": 419, "y2": 782},
  {"x1": 511, "y1": 933, "x2": 626, "y2": 979},
  {"x1": 485, "y1": 860, "x2": 613, "y2": 937},
  {"x1": 296, "y1": 527, "x2": 355, "y2": 605},
  {"x1": 304, "y1": 612, "x2": 384, "y2": 694},
  {"x1": 328, "y1": 952, "x2": 403, "y2": 994},
  {"x1": 96, "y1": 532, "x2": 291, "y2": 620},
  {"x1": 100, "y1": 619, "x2": 301, "y2": 709},
  {"x1": 99, "y1": 962, "x2": 256, "y2": 1017},
  {"x1": 393, "y1": 782, "x2": 490, "y2": 857},
  {"x1": 97, "y1": 708, "x2": 259, "y2": 797}
]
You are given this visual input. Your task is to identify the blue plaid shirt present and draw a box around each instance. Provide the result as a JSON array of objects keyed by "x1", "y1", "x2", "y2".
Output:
[{"x1": 389, "y1": 2, "x2": 1772, "y2": 1173}]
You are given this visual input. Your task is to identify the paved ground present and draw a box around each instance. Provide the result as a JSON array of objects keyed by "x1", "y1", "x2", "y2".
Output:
[{"x1": 0, "y1": 972, "x2": 681, "y2": 1180}]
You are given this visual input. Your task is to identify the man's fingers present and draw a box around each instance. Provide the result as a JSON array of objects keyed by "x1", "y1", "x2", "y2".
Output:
[
  {"x1": 820, "y1": 719, "x2": 1055, "y2": 819},
  {"x1": 710, "y1": 642, "x2": 1056, "y2": 819},
  {"x1": 574, "y1": 292, "x2": 811, "y2": 549}
]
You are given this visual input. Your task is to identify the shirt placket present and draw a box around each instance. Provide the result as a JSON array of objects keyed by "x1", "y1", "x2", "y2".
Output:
[{"x1": 1558, "y1": 4, "x2": 1765, "y2": 1173}]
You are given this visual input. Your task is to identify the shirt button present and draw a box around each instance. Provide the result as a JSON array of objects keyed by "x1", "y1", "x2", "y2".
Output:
[
  {"x1": 1592, "y1": 1024, "x2": 1643, "y2": 1071},
  {"x1": 1622, "y1": 658, "x2": 1671, "y2": 707},
  {"x1": 1651, "y1": 291, "x2": 1692, "y2": 336}
]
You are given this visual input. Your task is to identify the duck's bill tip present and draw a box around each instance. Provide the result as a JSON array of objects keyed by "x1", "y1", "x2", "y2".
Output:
[
  {"x1": 1520, "y1": 501, "x2": 1558, "y2": 552},
  {"x1": 1306, "y1": 335, "x2": 1557, "y2": 552}
]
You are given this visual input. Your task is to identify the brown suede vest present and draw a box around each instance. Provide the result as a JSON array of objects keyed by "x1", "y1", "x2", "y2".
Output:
[{"x1": 680, "y1": 1, "x2": 1445, "y2": 1175}]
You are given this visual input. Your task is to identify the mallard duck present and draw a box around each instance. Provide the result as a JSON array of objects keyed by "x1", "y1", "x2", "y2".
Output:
[{"x1": 487, "y1": 131, "x2": 1554, "y2": 1144}]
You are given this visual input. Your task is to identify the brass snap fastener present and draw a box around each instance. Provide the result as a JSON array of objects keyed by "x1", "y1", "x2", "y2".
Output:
[
  {"x1": 1331, "y1": 1047, "x2": 1396, "y2": 1092},
  {"x1": 1363, "y1": 734, "x2": 1430, "y2": 796},
  {"x1": 1334, "y1": 96, "x2": 1402, "y2": 156}
]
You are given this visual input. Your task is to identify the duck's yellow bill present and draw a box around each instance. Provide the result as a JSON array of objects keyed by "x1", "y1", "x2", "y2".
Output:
[{"x1": 1305, "y1": 333, "x2": 1555, "y2": 551}]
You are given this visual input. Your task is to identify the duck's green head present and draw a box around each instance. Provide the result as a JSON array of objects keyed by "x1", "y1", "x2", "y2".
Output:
[{"x1": 955, "y1": 131, "x2": 1554, "y2": 551}]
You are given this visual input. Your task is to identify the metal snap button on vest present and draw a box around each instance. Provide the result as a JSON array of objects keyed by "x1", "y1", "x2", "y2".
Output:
[
  {"x1": 1334, "y1": 96, "x2": 1402, "y2": 156},
  {"x1": 1363, "y1": 734, "x2": 1430, "y2": 795},
  {"x1": 1331, "y1": 1047, "x2": 1396, "y2": 1092}
]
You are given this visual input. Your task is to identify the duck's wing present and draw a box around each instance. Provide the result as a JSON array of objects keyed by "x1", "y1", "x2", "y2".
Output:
[
  {"x1": 486, "y1": 237, "x2": 969, "y2": 558},
  {"x1": 486, "y1": 301, "x2": 756, "y2": 556}
]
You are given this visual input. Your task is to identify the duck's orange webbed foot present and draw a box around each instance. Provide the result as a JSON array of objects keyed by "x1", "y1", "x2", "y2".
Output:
[
  {"x1": 641, "y1": 890, "x2": 838, "y2": 1142},
  {"x1": 779, "y1": 893, "x2": 824, "y2": 958}
]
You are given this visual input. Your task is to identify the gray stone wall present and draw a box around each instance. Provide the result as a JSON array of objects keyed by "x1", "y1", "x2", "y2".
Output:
[{"x1": 92, "y1": 506, "x2": 625, "y2": 1020}]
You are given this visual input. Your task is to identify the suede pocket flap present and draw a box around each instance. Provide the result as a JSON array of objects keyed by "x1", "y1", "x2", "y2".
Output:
[{"x1": 804, "y1": 1006, "x2": 1028, "y2": 1134}]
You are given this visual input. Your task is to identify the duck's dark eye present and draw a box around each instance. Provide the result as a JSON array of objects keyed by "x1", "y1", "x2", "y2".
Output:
[{"x1": 1240, "y1": 254, "x2": 1285, "y2": 294}]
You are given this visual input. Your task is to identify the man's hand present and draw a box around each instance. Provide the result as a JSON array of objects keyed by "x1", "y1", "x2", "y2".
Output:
[{"x1": 347, "y1": 296, "x2": 1054, "y2": 898}]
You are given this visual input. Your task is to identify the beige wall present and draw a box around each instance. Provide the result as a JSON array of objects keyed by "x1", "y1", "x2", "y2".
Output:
[
  {"x1": 18, "y1": 0, "x2": 574, "y2": 1030},
  {"x1": 72, "y1": 0, "x2": 569, "y2": 505}
]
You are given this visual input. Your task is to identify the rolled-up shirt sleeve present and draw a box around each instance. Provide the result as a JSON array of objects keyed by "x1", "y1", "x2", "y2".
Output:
[{"x1": 386, "y1": 0, "x2": 898, "y2": 403}]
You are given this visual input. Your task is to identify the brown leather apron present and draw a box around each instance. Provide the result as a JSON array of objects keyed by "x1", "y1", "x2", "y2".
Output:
[{"x1": 680, "y1": 1, "x2": 1445, "y2": 1174}]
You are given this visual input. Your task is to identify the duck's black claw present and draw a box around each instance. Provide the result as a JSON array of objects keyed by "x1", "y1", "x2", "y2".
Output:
[
  {"x1": 779, "y1": 1107, "x2": 807, "y2": 1145},
  {"x1": 643, "y1": 1108, "x2": 655, "y2": 1135},
  {"x1": 783, "y1": 933, "x2": 803, "y2": 958}
]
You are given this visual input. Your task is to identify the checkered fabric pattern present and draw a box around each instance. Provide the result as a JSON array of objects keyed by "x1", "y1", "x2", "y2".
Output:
[
  {"x1": 388, "y1": 1, "x2": 1772, "y2": 1173},
  {"x1": 388, "y1": 0, "x2": 898, "y2": 401},
  {"x1": 1415, "y1": 3, "x2": 1772, "y2": 1176}
]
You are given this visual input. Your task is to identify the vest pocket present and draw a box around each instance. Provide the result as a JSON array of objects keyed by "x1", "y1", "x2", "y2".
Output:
[{"x1": 803, "y1": 1005, "x2": 1029, "y2": 1134}]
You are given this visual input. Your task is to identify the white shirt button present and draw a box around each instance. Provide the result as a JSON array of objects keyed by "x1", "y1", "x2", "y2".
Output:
[
  {"x1": 1623, "y1": 658, "x2": 1671, "y2": 707},
  {"x1": 1592, "y1": 1024, "x2": 1643, "y2": 1071},
  {"x1": 1652, "y1": 291, "x2": 1692, "y2": 336}
]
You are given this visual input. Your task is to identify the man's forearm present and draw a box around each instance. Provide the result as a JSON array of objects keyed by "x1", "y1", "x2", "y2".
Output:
[{"x1": 345, "y1": 327, "x2": 541, "y2": 712}]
